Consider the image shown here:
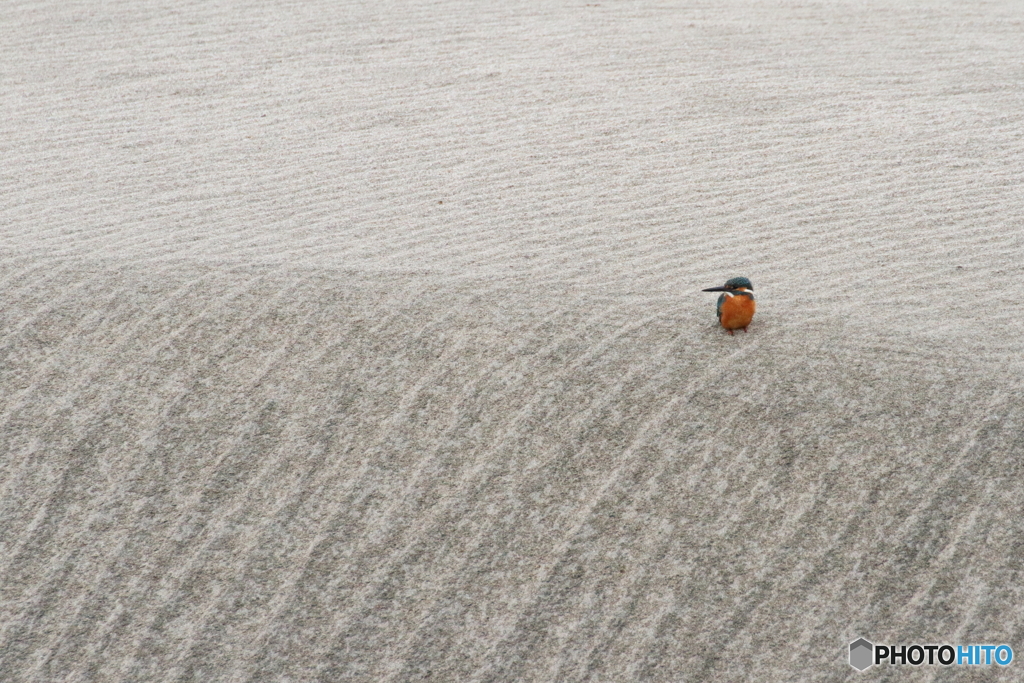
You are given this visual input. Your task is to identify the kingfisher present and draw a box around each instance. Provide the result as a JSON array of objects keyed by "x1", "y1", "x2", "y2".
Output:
[{"x1": 702, "y1": 277, "x2": 755, "y2": 335}]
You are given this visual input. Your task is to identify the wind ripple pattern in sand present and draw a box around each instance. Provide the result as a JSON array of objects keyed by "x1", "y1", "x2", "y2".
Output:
[
  {"x1": 2, "y1": 263, "x2": 1023, "y2": 681},
  {"x1": 4, "y1": 3, "x2": 1023, "y2": 306}
]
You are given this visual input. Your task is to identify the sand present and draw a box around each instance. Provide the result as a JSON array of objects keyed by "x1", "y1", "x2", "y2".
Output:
[{"x1": 2, "y1": 1, "x2": 1023, "y2": 680}]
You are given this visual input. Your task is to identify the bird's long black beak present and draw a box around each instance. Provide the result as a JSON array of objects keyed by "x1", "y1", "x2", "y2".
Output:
[{"x1": 702, "y1": 286, "x2": 728, "y2": 292}]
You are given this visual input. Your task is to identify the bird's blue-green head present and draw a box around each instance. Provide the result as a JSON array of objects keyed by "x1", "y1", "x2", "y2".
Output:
[
  {"x1": 724, "y1": 276, "x2": 752, "y2": 290},
  {"x1": 702, "y1": 276, "x2": 753, "y2": 293}
]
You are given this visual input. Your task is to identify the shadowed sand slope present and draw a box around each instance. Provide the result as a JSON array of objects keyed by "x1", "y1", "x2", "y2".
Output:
[{"x1": 3, "y1": 1, "x2": 1024, "y2": 681}]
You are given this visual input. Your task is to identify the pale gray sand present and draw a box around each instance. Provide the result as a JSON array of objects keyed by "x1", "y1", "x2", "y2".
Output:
[{"x1": 3, "y1": 1, "x2": 1024, "y2": 681}]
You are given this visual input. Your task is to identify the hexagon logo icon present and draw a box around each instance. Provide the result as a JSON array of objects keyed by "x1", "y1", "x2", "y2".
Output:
[{"x1": 849, "y1": 638, "x2": 873, "y2": 671}]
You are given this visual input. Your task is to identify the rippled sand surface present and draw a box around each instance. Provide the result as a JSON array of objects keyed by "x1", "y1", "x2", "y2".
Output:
[{"x1": 3, "y1": 2, "x2": 1023, "y2": 680}]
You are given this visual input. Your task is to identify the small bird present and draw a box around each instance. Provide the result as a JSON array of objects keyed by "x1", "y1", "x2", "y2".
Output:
[{"x1": 702, "y1": 277, "x2": 755, "y2": 335}]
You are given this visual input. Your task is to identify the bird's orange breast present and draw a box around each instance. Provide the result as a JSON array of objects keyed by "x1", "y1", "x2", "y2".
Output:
[{"x1": 719, "y1": 294, "x2": 755, "y2": 330}]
